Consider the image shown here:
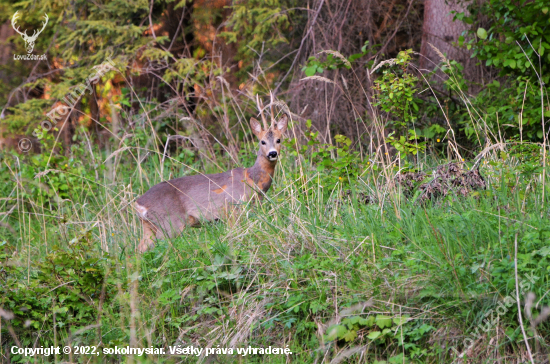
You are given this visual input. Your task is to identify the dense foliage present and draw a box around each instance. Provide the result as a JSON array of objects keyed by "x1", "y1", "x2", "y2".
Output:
[{"x1": 453, "y1": 0, "x2": 550, "y2": 141}]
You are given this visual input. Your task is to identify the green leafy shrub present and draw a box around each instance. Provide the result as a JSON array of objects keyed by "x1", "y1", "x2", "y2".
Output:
[
  {"x1": 373, "y1": 50, "x2": 420, "y2": 136},
  {"x1": 286, "y1": 119, "x2": 364, "y2": 191},
  {"x1": 1, "y1": 238, "x2": 114, "y2": 356},
  {"x1": 452, "y1": 0, "x2": 550, "y2": 141}
]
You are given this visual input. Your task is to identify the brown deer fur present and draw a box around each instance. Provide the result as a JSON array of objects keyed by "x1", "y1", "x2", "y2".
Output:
[{"x1": 135, "y1": 114, "x2": 288, "y2": 252}]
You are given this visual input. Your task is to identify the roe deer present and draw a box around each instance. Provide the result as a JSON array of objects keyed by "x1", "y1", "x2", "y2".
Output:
[{"x1": 135, "y1": 103, "x2": 288, "y2": 252}]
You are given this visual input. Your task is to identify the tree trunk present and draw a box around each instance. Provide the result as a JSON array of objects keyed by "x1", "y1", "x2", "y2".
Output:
[{"x1": 420, "y1": 0, "x2": 479, "y2": 82}]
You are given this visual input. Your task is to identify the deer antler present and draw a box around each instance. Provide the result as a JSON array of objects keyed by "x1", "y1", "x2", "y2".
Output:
[
  {"x1": 270, "y1": 91, "x2": 275, "y2": 128},
  {"x1": 11, "y1": 11, "x2": 28, "y2": 37},
  {"x1": 27, "y1": 13, "x2": 49, "y2": 41},
  {"x1": 256, "y1": 94, "x2": 268, "y2": 130}
]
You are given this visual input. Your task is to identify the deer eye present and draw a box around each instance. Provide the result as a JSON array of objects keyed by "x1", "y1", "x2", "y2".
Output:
[
  {"x1": 261, "y1": 141, "x2": 266, "y2": 145},
  {"x1": 276, "y1": 139, "x2": 281, "y2": 143}
]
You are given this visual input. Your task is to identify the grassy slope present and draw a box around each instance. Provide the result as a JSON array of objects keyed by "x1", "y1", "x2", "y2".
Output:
[{"x1": 1, "y1": 145, "x2": 550, "y2": 363}]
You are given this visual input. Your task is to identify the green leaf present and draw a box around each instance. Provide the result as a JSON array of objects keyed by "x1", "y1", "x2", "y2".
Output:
[
  {"x1": 534, "y1": 246, "x2": 550, "y2": 257},
  {"x1": 504, "y1": 59, "x2": 516, "y2": 68},
  {"x1": 393, "y1": 316, "x2": 409, "y2": 326},
  {"x1": 365, "y1": 316, "x2": 375, "y2": 327},
  {"x1": 375, "y1": 315, "x2": 393, "y2": 329},
  {"x1": 325, "y1": 324, "x2": 347, "y2": 341},
  {"x1": 343, "y1": 330, "x2": 358, "y2": 342},
  {"x1": 349, "y1": 53, "x2": 364, "y2": 62},
  {"x1": 305, "y1": 66, "x2": 317, "y2": 77},
  {"x1": 389, "y1": 354, "x2": 405, "y2": 364},
  {"x1": 477, "y1": 28, "x2": 488, "y2": 40},
  {"x1": 367, "y1": 331, "x2": 382, "y2": 340}
]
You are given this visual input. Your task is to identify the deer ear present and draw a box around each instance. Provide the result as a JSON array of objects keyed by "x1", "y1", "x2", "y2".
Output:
[
  {"x1": 250, "y1": 118, "x2": 263, "y2": 138},
  {"x1": 275, "y1": 114, "x2": 288, "y2": 133}
]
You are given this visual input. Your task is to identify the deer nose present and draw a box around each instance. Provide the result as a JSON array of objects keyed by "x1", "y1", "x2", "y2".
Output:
[{"x1": 268, "y1": 151, "x2": 278, "y2": 159}]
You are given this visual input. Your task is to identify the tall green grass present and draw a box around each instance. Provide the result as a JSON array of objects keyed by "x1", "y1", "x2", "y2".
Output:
[
  {"x1": 1, "y1": 136, "x2": 549, "y2": 363},
  {"x1": 2, "y1": 45, "x2": 549, "y2": 363}
]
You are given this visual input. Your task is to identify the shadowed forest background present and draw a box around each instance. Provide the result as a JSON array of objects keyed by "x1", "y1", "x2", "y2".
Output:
[
  {"x1": 1, "y1": 0, "x2": 550, "y2": 363},
  {"x1": 2, "y1": 0, "x2": 547, "y2": 152}
]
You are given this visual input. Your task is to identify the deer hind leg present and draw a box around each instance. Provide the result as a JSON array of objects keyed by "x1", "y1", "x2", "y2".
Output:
[{"x1": 137, "y1": 219, "x2": 159, "y2": 253}]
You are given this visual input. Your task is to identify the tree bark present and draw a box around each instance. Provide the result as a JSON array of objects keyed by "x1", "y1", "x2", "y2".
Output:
[{"x1": 420, "y1": 0, "x2": 479, "y2": 82}]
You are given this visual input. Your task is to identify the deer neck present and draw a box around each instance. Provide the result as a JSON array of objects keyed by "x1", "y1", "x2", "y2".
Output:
[{"x1": 245, "y1": 152, "x2": 277, "y2": 193}]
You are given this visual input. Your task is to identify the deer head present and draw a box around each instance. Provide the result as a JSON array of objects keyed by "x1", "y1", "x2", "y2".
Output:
[
  {"x1": 250, "y1": 93, "x2": 288, "y2": 162},
  {"x1": 12, "y1": 11, "x2": 49, "y2": 54}
]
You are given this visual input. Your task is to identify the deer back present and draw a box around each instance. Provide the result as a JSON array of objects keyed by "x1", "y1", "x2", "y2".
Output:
[{"x1": 135, "y1": 166, "x2": 265, "y2": 236}]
